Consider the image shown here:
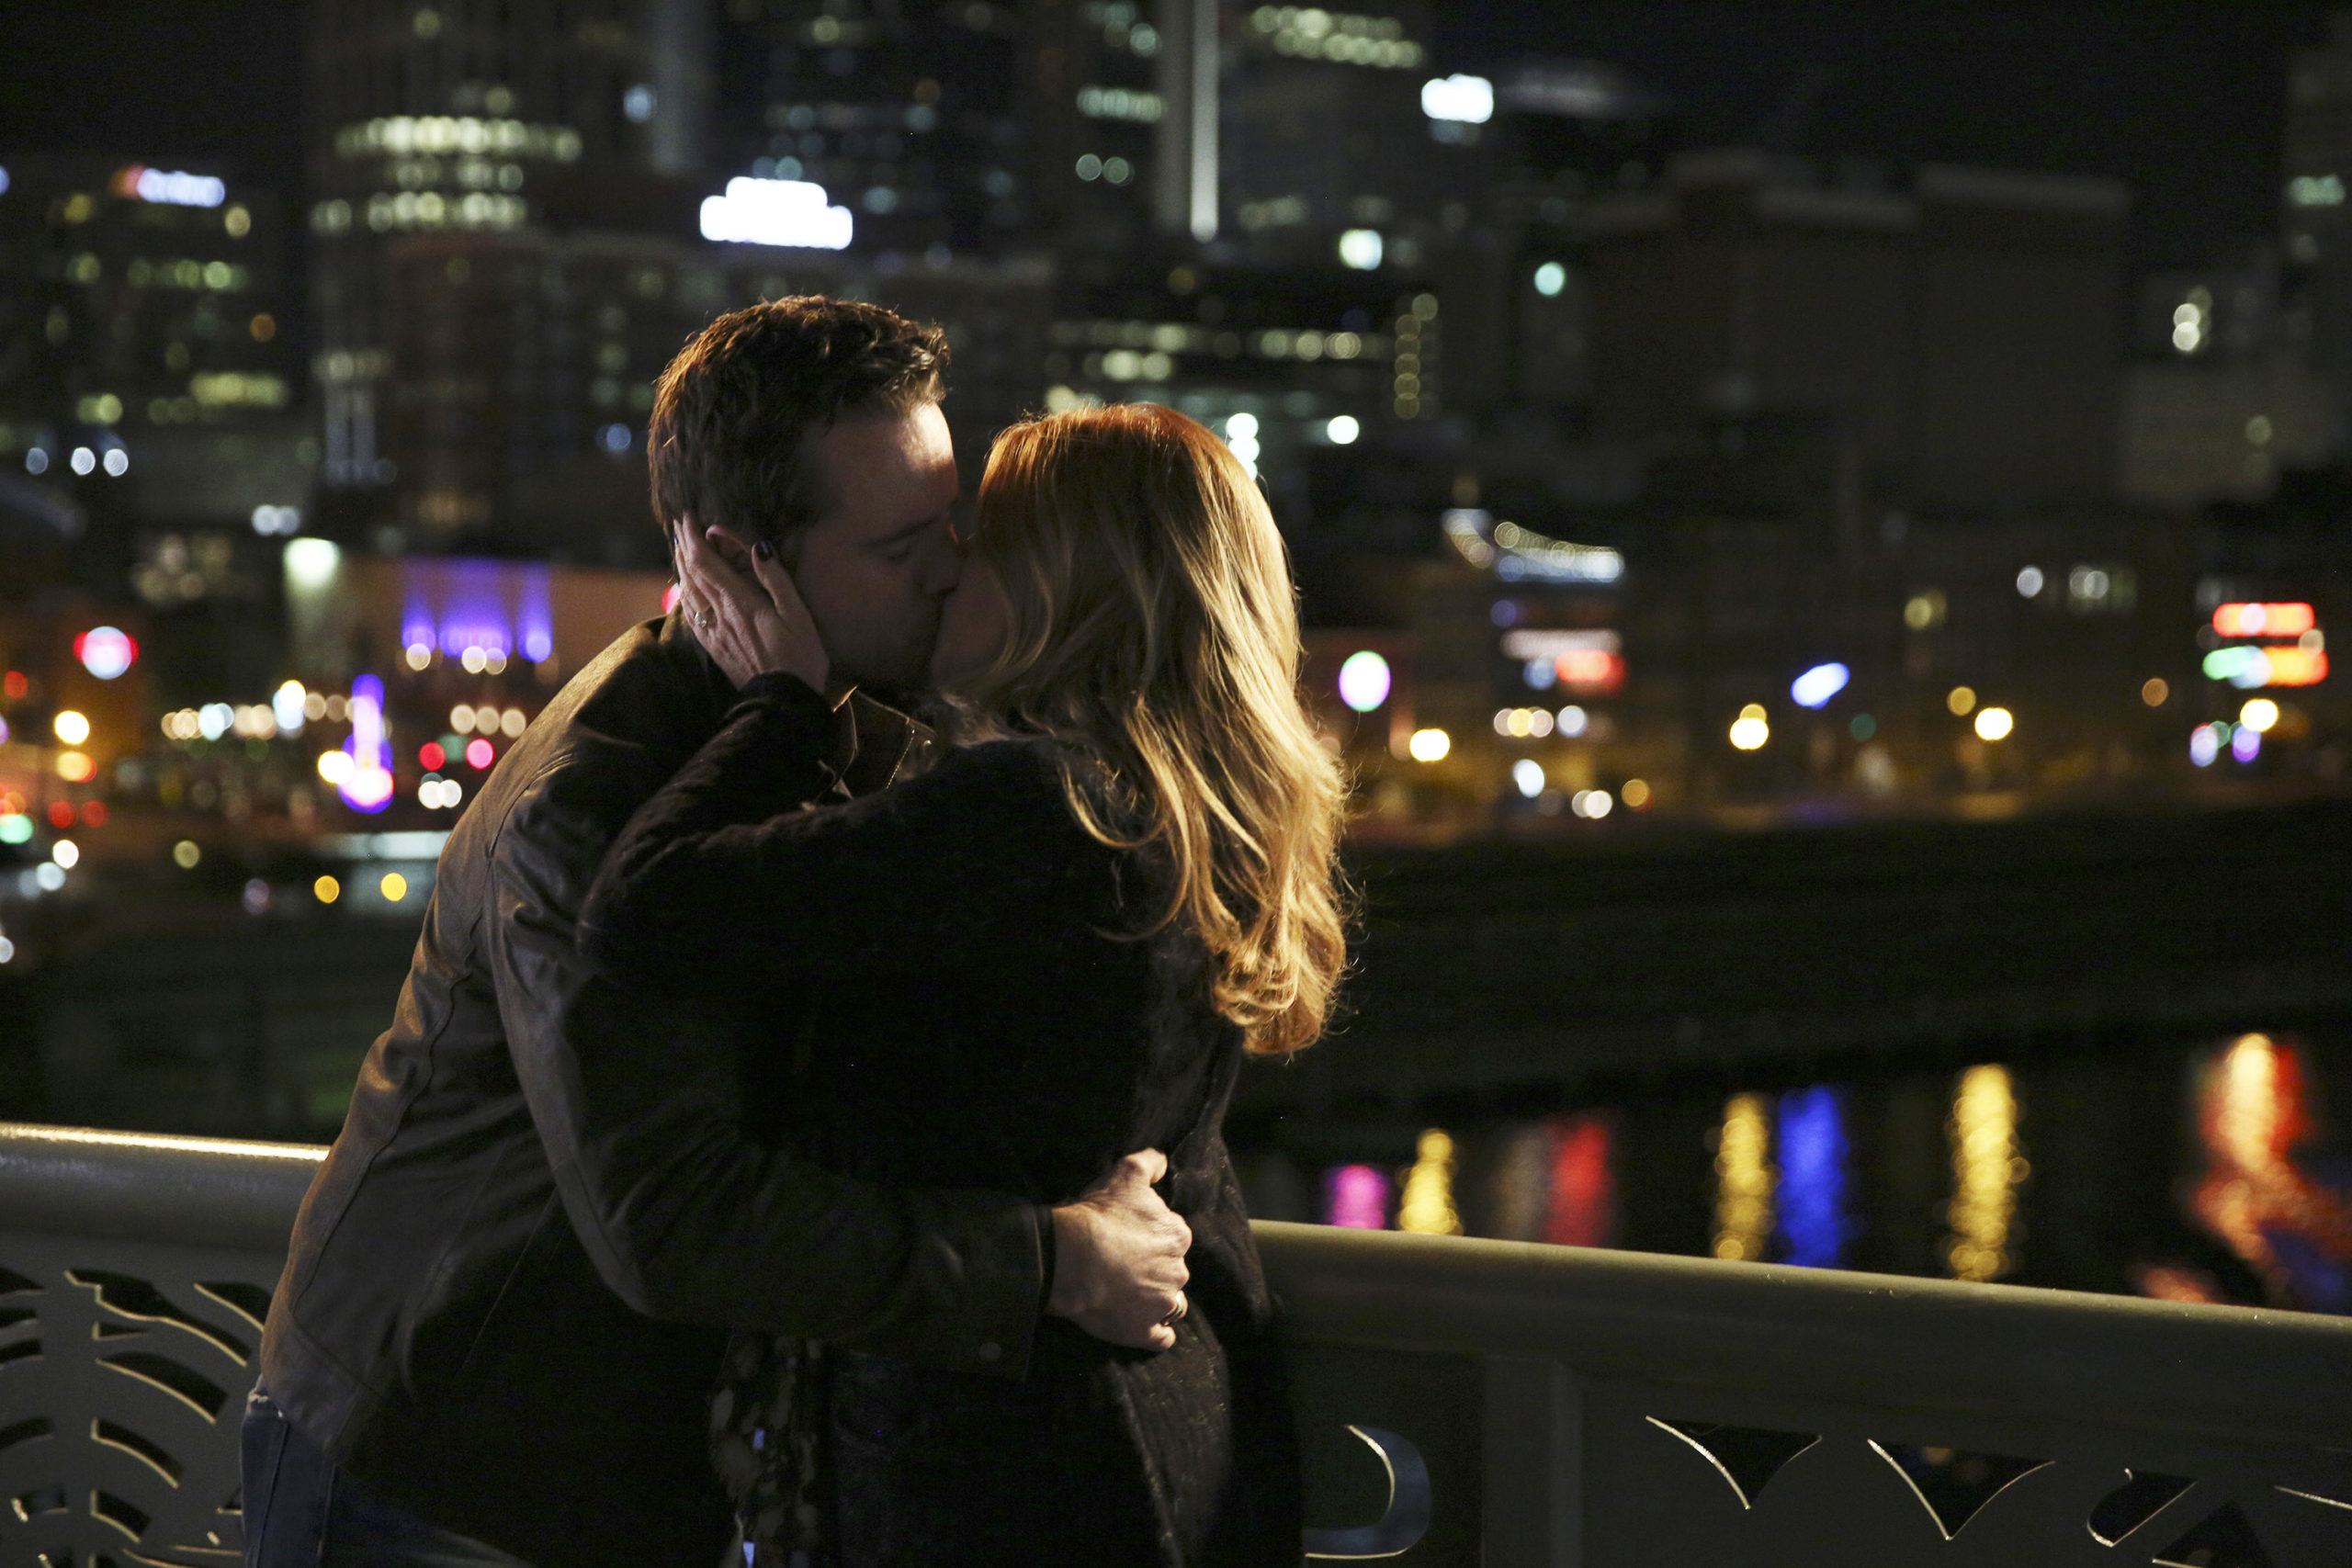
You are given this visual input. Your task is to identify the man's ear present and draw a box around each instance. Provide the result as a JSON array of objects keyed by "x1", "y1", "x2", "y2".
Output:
[{"x1": 703, "y1": 524, "x2": 759, "y2": 575}]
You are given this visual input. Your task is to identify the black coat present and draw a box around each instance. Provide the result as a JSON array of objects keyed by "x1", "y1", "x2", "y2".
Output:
[{"x1": 582, "y1": 674, "x2": 1302, "y2": 1568}]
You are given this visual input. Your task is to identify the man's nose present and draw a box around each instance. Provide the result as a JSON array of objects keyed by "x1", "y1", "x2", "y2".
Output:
[{"x1": 921, "y1": 531, "x2": 965, "y2": 597}]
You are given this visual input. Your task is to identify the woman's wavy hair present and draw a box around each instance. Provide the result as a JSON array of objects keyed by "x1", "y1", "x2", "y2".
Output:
[{"x1": 954, "y1": 403, "x2": 1350, "y2": 1056}]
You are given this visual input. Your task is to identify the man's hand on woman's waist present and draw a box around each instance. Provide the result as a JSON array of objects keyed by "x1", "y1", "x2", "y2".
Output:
[{"x1": 1048, "y1": 1149, "x2": 1192, "y2": 1351}]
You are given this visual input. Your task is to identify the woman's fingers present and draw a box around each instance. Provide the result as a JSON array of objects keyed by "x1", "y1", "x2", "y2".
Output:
[{"x1": 746, "y1": 538, "x2": 813, "y2": 626}]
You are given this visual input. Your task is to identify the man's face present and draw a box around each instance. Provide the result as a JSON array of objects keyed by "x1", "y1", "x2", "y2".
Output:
[{"x1": 786, "y1": 402, "x2": 962, "y2": 698}]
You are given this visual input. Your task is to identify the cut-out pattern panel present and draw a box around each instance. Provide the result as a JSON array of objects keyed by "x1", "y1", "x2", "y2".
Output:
[
  {"x1": 0, "y1": 1233, "x2": 271, "y2": 1567},
  {"x1": 1588, "y1": 1395, "x2": 2352, "y2": 1567}
]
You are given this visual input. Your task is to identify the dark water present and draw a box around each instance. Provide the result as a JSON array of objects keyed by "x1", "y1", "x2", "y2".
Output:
[{"x1": 1230, "y1": 1029, "x2": 2352, "y2": 1314}]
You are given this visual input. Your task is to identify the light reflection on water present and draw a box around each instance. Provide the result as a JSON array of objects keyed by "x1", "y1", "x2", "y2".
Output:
[{"x1": 1293, "y1": 1030, "x2": 2352, "y2": 1312}]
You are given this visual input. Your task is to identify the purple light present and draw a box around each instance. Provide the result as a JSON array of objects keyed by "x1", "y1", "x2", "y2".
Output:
[
  {"x1": 2232, "y1": 725, "x2": 2262, "y2": 764},
  {"x1": 338, "y1": 673, "x2": 395, "y2": 813},
  {"x1": 401, "y1": 591, "x2": 435, "y2": 654},
  {"x1": 1323, "y1": 1164, "x2": 1391, "y2": 1230},
  {"x1": 520, "y1": 566, "x2": 554, "y2": 663}
]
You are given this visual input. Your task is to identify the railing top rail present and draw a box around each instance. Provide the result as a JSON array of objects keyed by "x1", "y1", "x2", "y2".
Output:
[
  {"x1": 1256, "y1": 1220, "x2": 2352, "y2": 1450},
  {"x1": 6, "y1": 1124, "x2": 2346, "y2": 1452},
  {"x1": 0, "y1": 1121, "x2": 327, "y2": 1250}
]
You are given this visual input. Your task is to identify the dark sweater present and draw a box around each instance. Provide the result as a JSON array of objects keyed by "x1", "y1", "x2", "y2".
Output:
[{"x1": 580, "y1": 676, "x2": 1300, "y2": 1567}]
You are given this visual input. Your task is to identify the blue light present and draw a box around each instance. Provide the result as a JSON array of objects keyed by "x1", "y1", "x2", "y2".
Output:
[
  {"x1": 1790, "y1": 662, "x2": 1850, "y2": 710},
  {"x1": 1523, "y1": 657, "x2": 1556, "y2": 691},
  {"x1": 1775, "y1": 1086, "x2": 1849, "y2": 1268}
]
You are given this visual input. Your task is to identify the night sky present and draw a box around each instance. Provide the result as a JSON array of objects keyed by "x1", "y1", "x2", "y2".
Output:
[{"x1": 0, "y1": 2, "x2": 2335, "y2": 273}]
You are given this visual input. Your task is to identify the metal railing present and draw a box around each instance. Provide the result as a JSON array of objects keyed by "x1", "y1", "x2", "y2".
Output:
[{"x1": 4, "y1": 1122, "x2": 2349, "y2": 1567}]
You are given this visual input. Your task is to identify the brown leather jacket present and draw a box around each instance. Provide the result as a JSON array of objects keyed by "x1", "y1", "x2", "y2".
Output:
[{"x1": 259, "y1": 615, "x2": 1048, "y2": 1567}]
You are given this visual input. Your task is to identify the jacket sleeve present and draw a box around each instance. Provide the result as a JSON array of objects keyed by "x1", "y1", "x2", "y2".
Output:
[
  {"x1": 579, "y1": 673, "x2": 1061, "y2": 988},
  {"x1": 484, "y1": 673, "x2": 1047, "y2": 1379}
]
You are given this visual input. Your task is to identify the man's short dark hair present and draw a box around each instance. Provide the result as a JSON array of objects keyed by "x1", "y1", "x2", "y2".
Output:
[{"x1": 648, "y1": 296, "x2": 948, "y2": 549}]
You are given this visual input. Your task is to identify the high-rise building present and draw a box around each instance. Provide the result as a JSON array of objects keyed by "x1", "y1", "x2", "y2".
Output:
[
  {"x1": 1577, "y1": 152, "x2": 2129, "y2": 515},
  {"x1": 304, "y1": 0, "x2": 717, "y2": 511},
  {"x1": 0, "y1": 157, "x2": 294, "y2": 492},
  {"x1": 2283, "y1": 11, "x2": 2352, "y2": 436},
  {"x1": 2120, "y1": 247, "x2": 2334, "y2": 507},
  {"x1": 712, "y1": 0, "x2": 1028, "y2": 259}
]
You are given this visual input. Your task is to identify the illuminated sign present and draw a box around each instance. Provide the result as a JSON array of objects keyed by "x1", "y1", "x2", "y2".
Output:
[
  {"x1": 1501, "y1": 630, "x2": 1623, "y2": 694},
  {"x1": 1446, "y1": 511, "x2": 1623, "y2": 585},
  {"x1": 1420, "y1": 73, "x2": 1494, "y2": 124},
  {"x1": 699, "y1": 177, "x2": 854, "y2": 250},
  {"x1": 111, "y1": 164, "x2": 226, "y2": 208},
  {"x1": 2211, "y1": 602, "x2": 2316, "y2": 638},
  {"x1": 2202, "y1": 646, "x2": 2329, "y2": 689}
]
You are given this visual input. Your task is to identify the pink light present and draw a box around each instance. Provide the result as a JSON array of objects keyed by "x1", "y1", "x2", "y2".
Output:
[
  {"x1": 465, "y1": 737, "x2": 495, "y2": 770},
  {"x1": 663, "y1": 581, "x2": 684, "y2": 615},
  {"x1": 1324, "y1": 1164, "x2": 1391, "y2": 1230}
]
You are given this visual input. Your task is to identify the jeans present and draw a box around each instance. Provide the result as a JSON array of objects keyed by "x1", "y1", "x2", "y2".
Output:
[{"x1": 242, "y1": 1388, "x2": 537, "y2": 1568}]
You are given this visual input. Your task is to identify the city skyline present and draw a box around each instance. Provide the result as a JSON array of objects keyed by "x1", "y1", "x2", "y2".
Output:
[{"x1": 1, "y1": 3, "x2": 2336, "y2": 273}]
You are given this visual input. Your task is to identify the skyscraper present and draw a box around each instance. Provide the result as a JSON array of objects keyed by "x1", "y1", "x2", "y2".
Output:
[
  {"x1": 712, "y1": 0, "x2": 1028, "y2": 259},
  {"x1": 304, "y1": 0, "x2": 714, "y2": 513},
  {"x1": 2281, "y1": 11, "x2": 2352, "y2": 450}
]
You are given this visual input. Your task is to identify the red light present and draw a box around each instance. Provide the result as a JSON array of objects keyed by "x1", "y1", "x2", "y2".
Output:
[
  {"x1": 2212, "y1": 602, "x2": 2317, "y2": 638},
  {"x1": 48, "y1": 801, "x2": 75, "y2": 829},
  {"x1": 3, "y1": 671, "x2": 26, "y2": 700},
  {"x1": 79, "y1": 800, "x2": 107, "y2": 827},
  {"x1": 1555, "y1": 649, "x2": 1627, "y2": 694},
  {"x1": 419, "y1": 741, "x2": 447, "y2": 771},
  {"x1": 662, "y1": 581, "x2": 684, "y2": 615},
  {"x1": 465, "y1": 738, "x2": 494, "y2": 770},
  {"x1": 1544, "y1": 1113, "x2": 1618, "y2": 1248}
]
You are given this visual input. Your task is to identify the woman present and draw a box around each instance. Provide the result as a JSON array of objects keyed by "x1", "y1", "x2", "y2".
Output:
[{"x1": 579, "y1": 402, "x2": 1349, "y2": 1566}]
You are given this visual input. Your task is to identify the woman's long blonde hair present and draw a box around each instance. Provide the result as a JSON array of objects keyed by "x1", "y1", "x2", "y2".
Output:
[{"x1": 954, "y1": 403, "x2": 1349, "y2": 1056}]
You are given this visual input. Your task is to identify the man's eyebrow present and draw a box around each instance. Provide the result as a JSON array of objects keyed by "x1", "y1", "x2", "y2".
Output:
[{"x1": 874, "y1": 508, "x2": 949, "y2": 547}]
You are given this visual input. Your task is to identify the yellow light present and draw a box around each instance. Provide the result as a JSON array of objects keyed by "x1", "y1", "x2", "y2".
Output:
[
  {"x1": 379, "y1": 872, "x2": 409, "y2": 902},
  {"x1": 52, "y1": 710, "x2": 91, "y2": 745},
  {"x1": 1973, "y1": 705, "x2": 2013, "y2": 741},
  {"x1": 1946, "y1": 1064, "x2": 2024, "y2": 1281},
  {"x1": 171, "y1": 840, "x2": 201, "y2": 869},
  {"x1": 317, "y1": 750, "x2": 354, "y2": 784},
  {"x1": 1946, "y1": 686, "x2": 1976, "y2": 716},
  {"x1": 1728, "y1": 715, "x2": 1770, "y2": 750},
  {"x1": 55, "y1": 750, "x2": 96, "y2": 782},
  {"x1": 1408, "y1": 727, "x2": 1451, "y2": 762},
  {"x1": 1713, "y1": 1093, "x2": 1773, "y2": 1261},
  {"x1": 314, "y1": 874, "x2": 341, "y2": 905},
  {"x1": 1396, "y1": 1129, "x2": 1463, "y2": 1235},
  {"x1": 2240, "y1": 697, "x2": 2280, "y2": 733},
  {"x1": 1621, "y1": 778, "x2": 1652, "y2": 809},
  {"x1": 2142, "y1": 677, "x2": 2169, "y2": 707}
]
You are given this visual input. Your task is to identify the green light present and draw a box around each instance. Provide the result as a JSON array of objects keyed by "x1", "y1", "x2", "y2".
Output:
[
  {"x1": 1849, "y1": 713, "x2": 1876, "y2": 741},
  {"x1": 0, "y1": 815, "x2": 31, "y2": 845}
]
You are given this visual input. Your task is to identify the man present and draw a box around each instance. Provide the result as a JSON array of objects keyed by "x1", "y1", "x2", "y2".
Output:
[{"x1": 248, "y1": 299, "x2": 1193, "y2": 1567}]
